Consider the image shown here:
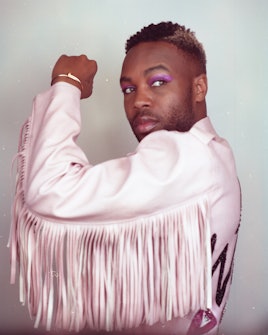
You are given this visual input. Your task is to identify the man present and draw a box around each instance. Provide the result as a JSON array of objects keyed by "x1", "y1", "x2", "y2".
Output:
[{"x1": 9, "y1": 22, "x2": 241, "y2": 334}]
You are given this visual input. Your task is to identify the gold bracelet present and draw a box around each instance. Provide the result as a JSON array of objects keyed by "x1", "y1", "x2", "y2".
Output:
[{"x1": 51, "y1": 73, "x2": 83, "y2": 91}]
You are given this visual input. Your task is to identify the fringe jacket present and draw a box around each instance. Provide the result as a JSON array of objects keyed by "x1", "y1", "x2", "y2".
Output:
[{"x1": 9, "y1": 82, "x2": 241, "y2": 334}]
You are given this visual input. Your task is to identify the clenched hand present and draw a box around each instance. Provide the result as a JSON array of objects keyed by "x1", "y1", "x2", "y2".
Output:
[{"x1": 51, "y1": 54, "x2": 98, "y2": 99}]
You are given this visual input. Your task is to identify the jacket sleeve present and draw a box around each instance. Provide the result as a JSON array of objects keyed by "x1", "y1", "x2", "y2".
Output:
[{"x1": 22, "y1": 82, "x2": 212, "y2": 223}]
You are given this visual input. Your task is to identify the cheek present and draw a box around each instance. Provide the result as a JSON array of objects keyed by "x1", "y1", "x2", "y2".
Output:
[
  {"x1": 123, "y1": 98, "x2": 132, "y2": 120},
  {"x1": 159, "y1": 93, "x2": 180, "y2": 111}
]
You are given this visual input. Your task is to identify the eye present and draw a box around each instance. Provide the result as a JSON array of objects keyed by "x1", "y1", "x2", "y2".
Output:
[
  {"x1": 151, "y1": 79, "x2": 166, "y2": 87},
  {"x1": 149, "y1": 74, "x2": 173, "y2": 88},
  {"x1": 121, "y1": 86, "x2": 135, "y2": 95}
]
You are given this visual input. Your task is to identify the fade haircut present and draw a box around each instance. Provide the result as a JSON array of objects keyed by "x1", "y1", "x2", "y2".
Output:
[{"x1": 125, "y1": 21, "x2": 207, "y2": 74}]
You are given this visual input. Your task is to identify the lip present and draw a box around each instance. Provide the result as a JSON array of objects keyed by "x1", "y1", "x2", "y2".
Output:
[{"x1": 133, "y1": 115, "x2": 159, "y2": 135}]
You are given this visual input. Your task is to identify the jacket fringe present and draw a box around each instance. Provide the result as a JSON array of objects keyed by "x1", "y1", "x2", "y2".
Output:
[{"x1": 8, "y1": 118, "x2": 212, "y2": 332}]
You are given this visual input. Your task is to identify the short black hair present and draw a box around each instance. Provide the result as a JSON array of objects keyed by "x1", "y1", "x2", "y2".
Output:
[{"x1": 125, "y1": 21, "x2": 207, "y2": 74}]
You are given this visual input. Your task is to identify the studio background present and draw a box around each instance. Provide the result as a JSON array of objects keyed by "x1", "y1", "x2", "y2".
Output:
[{"x1": 0, "y1": 1, "x2": 267, "y2": 334}]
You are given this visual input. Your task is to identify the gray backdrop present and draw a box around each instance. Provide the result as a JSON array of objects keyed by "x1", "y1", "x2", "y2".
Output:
[{"x1": 0, "y1": 0, "x2": 267, "y2": 334}]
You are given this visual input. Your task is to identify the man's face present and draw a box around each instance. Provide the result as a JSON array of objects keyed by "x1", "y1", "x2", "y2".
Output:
[{"x1": 120, "y1": 41, "x2": 197, "y2": 142}]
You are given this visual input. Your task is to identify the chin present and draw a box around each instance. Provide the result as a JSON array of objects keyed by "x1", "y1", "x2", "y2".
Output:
[{"x1": 136, "y1": 130, "x2": 157, "y2": 142}]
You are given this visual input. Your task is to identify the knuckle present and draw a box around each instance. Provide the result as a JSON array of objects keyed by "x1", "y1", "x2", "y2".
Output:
[{"x1": 80, "y1": 54, "x2": 88, "y2": 60}]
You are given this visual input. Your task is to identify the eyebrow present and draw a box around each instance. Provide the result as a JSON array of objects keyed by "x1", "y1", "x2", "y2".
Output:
[
  {"x1": 120, "y1": 64, "x2": 170, "y2": 84},
  {"x1": 144, "y1": 64, "x2": 170, "y2": 76}
]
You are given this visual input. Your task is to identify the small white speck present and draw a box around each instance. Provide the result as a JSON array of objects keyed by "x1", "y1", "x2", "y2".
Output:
[{"x1": 248, "y1": 173, "x2": 254, "y2": 179}]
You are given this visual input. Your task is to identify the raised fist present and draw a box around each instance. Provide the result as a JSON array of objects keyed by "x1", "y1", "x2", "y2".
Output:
[{"x1": 51, "y1": 54, "x2": 98, "y2": 99}]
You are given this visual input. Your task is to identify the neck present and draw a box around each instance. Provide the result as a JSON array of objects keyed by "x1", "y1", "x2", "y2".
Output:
[{"x1": 194, "y1": 101, "x2": 207, "y2": 123}]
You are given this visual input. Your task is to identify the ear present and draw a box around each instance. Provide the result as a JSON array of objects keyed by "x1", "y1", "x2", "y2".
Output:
[{"x1": 194, "y1": 74, "x2": 208, "y2": 102}]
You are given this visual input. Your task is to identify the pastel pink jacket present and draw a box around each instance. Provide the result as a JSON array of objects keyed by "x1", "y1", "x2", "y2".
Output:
[{"x1": 9, "y1": 82, "x2": 241, "y2": 334}]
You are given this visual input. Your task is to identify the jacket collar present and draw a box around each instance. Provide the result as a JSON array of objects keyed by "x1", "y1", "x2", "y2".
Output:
[{"x1": 190, "y1": 117, "x2": 218, "y2": 144}]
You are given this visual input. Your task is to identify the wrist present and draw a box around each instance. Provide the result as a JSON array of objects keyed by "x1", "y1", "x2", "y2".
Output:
[{"x1": 51, "y1": 73, "x2": 83, "y2": 92}]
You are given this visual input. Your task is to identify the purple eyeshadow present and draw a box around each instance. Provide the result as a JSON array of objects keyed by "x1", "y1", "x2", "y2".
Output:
[{"x1": 149, "y1": 74, "x2": 173, "y2": 85}]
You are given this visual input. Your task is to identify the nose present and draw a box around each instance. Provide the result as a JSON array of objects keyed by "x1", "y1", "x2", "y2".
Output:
[{"x1": 133, "y1": 87, "x2": 152, "y2": 110}]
